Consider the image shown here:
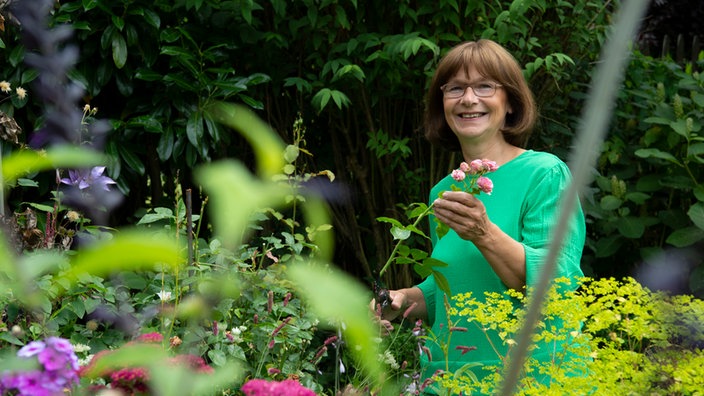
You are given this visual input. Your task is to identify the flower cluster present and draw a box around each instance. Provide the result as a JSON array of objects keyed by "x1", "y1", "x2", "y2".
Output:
[
  {"x1": 240, "y1": 378, "x2": 316, "y2": 396},
  {"x1": 0, "y1": 337, "x2": 80, "y2": 396},
  {"x1": 0, "y1": 80, "x2": 27, "y2": 101},
  {"x1": 79, "y1": 332, "x2": 213, "y2": 395},
  {"x1": 435, "y1": 159, "x2": 499, "y2": 239},
  {"x1": 449, "y1": 158, "x2": 499, "y2": 195}
]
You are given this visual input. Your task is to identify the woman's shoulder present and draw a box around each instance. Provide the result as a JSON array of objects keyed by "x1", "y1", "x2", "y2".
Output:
[
  {"x1": 497, "y1": 150, "x2": 573, "y2": 189},
  {"x1": 513, "y1": 149, "x2": 566, "y2": 168}
]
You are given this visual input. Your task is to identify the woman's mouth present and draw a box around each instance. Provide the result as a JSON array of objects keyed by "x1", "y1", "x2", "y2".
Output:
[{"x1": 459, "y1": 112, "x2": 486, "y2": 119}]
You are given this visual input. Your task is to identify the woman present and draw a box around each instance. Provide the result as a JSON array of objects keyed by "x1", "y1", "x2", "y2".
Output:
[{"x1": 376, "y1": 39, "x2": 586, "y2": 393}]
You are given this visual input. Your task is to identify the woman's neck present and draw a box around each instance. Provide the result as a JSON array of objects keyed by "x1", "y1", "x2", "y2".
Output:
[{"x1": 461, "y1": 140, "x2": 524, "y2": 166}]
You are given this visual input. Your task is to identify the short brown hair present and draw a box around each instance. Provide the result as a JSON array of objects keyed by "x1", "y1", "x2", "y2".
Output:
[{"x1": 424, "y1": 39, "x2": 537, "y2": 150}]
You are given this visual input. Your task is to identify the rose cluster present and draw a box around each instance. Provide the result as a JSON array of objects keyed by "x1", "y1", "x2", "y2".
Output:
[
  {"x1": 450, "y1": 159, "x2": 499, "y2": 195},
  {"x1": 0, "y1": 337, "x2": 80, "y2": 396}
]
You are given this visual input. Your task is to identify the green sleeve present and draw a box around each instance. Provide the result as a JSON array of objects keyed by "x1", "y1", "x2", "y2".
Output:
[
  {"x1": 415, "y1": 275, "x2": 436, "y2": 326},
  {"x1": 522, "y1": 163, "x2": 585, "y2": 289}
]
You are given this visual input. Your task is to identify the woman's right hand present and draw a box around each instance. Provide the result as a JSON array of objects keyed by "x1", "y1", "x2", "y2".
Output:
[{"x1": 370, "y1": 289, "x2": 407, "y2": 334}]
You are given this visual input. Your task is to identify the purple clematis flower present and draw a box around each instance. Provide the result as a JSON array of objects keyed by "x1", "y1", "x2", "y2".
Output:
[{"x1": 60, "y1": 166, "x2": 116, "y2": 191}]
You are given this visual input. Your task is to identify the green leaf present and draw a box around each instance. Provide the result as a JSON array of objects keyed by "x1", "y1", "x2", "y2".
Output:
[
  {"x1": 111, "y1": 32, "x2": 128, "y2": 69},
  {"x1": 594, "y1": 235, "x2": 623, "y2": 258},
  {"x1": 112, "y1": 15, "x2": 125, "y2": 31},
  {"x1": 207, "y1": 349, "x2": 227, "y2": 367},
  {"x1": 634, "y1": 148, "x2": 681, "y2": 165},
  {"x1": 670, "y1": 118, "x2": 690, "y2": 139},
  {"x1": 241, "y1": 0, "x2": 254, "y2": 24},
  {"x1": 643, "y1": 116, "x2": 672, "y2": 125},
  {"x1": 688, "y1": 202, "x2": 704, "y2": 230},
  {"x1": 2, "y1": 146, "x2": 105, "y2": 185},
  {"x1": 694, "y1": 185, "x2": 704, "y2": 202},
  {"x1": 206, "y1": 102, "x2": 285, "y2": 178},
  {"x1": 312, "y1": 88, "x2": 332, "y2": 112},
  {"x1": 82, "y1": 0, "x2": 99, "y2": 11},
  {"x1": 666, "y1": 226, "x2": 704, "y2": 247},
  {"x1": 142, "y1": 9, "x2": 161, "y2": 29},
  {"x1": 135, "y1": 69, "x2": 163, "y2": 81},
  {"x1": 60, "y1": 230, "x2": 184, "y2": 285},
  {"x1": 376, "y1": 216, "x2": 404, "y2": 228},
  {"x1": 625, "y1": 192, "x2": 650, "y2": 204},
  {"x1": 118, "y1": 145, "x2": 145, "y2": 175},
  {"x1": 390, "y1": 226, "x2": 411, "y2": 241},
  {"x1": 283, "y1": 144, "x2": 300, "y2": 163},
  {"x1": 616, "y1": 216, "x2": 646, "y2": 238},
  {"x1": 156, "y1": 130, "x2": 174, "y2": 162},
  {"x1": 433, "y1": 270, "x2": 451, "y2": 296},
  {"x1": 195, "y1": 160, "x2": 289, "y2": 250},
  {"x1": 599, "y1": 195, "x2": 622, "y2": 210},
  {"x1": 688, "y1": 142, "x2": 704, "y2": 163},
  {"x1": 186, "y1": 111, "x2": 204, "y2": 148},
  {"x1": 287, "y1": 262, "x2": 384, "y2": 385}
]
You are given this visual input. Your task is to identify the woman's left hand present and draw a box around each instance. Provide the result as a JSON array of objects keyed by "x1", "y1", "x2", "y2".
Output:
[{"x1": 433, "y1": 191, "x2": 491, "y2": 242}]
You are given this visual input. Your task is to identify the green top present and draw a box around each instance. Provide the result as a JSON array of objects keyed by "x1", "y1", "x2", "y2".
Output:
[{"x1": 416, "y1": 150, "x2": 586, "y2": 388}]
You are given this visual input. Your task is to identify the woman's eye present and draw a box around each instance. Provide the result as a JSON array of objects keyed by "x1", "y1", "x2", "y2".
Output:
[{"x1": 448, "y1": 85, "x2": 465, "y2": 94}]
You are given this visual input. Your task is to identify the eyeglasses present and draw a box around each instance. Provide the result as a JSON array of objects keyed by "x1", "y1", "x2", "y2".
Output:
[{"x1": 440, "y1": 82, "x2": 502, "y2": 99}]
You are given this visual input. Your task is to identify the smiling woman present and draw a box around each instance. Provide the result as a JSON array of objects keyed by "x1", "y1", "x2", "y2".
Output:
[{"x1": 372, "y1": 39, "x2": 586, "y2": 395}]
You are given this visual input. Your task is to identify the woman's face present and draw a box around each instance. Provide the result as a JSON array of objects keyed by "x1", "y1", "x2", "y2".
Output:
[{"x1": 442, "y1": 66, "x2": 512, "y2": 146}]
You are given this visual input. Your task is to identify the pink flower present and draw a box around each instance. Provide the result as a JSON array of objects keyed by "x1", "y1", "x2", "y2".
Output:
[
  {"x1": 477, "y1": 176, "x2": 494, "y2": 194},
  {"x1": 469, "y1": 159, "x2": 484, "y2": 174},
  {"x1": 241, "y1": 378, "x2": 316, "y2": 396},
  {"x1": 482, "y1": 159, "x2": 499, "y2": 172},
  {"x1": 136, "y1": 332, "x2": 164, "y2": 343},
  {"x1": 451, "y1": 169, "x2": 466, "y2": 182},
  {"x1": 459, "y1": 162, "x2": 470, "y2": 172}
]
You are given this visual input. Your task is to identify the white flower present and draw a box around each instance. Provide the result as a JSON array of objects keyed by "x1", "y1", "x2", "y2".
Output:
[
  {"x1": 378, "y1": 350, "x2": 400, "y2": 369},
  {"x1": 157, "y1": 290, "x2": 172, "y2": 302},
  {"x1": 15, "y1": 87, "x2": 26, "y2": 100},
  {"x1": 72, "y1": 343, "x2": 91, "y2": 353}
]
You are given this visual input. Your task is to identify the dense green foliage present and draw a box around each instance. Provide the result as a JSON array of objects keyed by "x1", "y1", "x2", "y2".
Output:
[
  {"x1": 1, "y1": 1, "x2": 704, "y2": 393},
  {"x1": 1, "y1": 0, "x2": 626, "y2": 290},
  {"x1": 584, "y1": 51, "x2": 704, "y2": 293}
]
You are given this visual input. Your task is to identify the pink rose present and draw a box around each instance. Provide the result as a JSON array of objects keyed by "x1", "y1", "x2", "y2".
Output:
[
  {"x1": 477, "y1": 176, "x2": 494, "y2": 194},
  {"x1": 451, "y1": 169, "x2": 466, "y2": 182},
  {"x1": 459, "y1": 162, "x2": 470, "y2": 172},
  {"x1": 469, "y1": 159, "x2": 484, "y2": 174},
  {"x1": 482, "y1": 159, "x2": 499, "y2": 172}
]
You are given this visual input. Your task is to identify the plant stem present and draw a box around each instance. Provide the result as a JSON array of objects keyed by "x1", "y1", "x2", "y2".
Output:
[{"x1": 378, "y1": 203, "x2": 434, "y2": 277}]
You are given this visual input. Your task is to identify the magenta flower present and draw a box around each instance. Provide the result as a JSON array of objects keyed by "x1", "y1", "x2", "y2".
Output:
[
  {"x1": 1, "y1": 337, "x2": 79, "y2": 396},
  {"x1": 17, "y1": 341, "x2": 46, "y2": 357},
  {"x1": 241, "y1": 378, "x2": 316, "y2": 396},
  {"x1": 477, "y1": 176, "x2": 494, "y2": 194}
]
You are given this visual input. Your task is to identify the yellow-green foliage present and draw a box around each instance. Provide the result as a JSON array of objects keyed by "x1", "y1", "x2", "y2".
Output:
[{"x1": 432, "y1": 277, "x2": 704, "y2": 395}]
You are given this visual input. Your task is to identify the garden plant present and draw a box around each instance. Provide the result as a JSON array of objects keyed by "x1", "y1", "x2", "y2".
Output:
[{"x1": 0, "y1": 0, "x2": 703, "y2": 395}]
